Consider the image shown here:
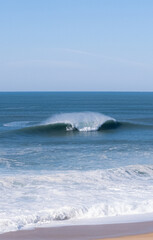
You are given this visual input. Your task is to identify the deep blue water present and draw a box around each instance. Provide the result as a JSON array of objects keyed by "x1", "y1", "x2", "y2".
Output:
[
  {"x1": 1, "y1": 92, "x2": 153, "y2": 172},
  {"x1": 1, "y1": 92, "x2": 153, "y2": 233}
]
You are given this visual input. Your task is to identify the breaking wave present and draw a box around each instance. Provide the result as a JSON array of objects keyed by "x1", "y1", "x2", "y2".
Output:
[
  {"x1": 20, "y1": 112, "x2": 119, "y2": 134},
  {"x1": 9, "y1": 112, "x2": 153, "y2": 135}
]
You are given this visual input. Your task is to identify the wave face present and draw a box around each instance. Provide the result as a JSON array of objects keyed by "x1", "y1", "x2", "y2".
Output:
[
  {"x1": 5, "y1": 117, "x2": 153, "y2": 136},
  {"x1": 18, "y1": 112, "x2": 118, "y2": 134},
  {"x1": 44, "y1": 112, "x2": 117, "y2": 132},
  {"x1": 21, "y1": 112, "x2": 116, "y2": 135},
  {"x1": 1, "y1": 165, "x2": 153, "y2": 233},
  {"x1": 20, "y1": 123, "x2": 76, "y2": 134},
  {"x1": 14, "y1": 112, "x2": 153, "y2": 135}
]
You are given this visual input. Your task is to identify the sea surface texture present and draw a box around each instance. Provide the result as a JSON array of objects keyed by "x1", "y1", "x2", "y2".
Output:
[{"x1": 0, "y1": 92, "x2": 153, "y2": 233}]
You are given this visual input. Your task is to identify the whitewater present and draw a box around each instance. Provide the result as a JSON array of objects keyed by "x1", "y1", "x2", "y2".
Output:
[
  {"x1": 1, "y1": 165, "x2": 153, "y2": 233},
  {"x1": 44, "y1": 112, "x2": 116, "y2": 131},
  {"x1": 0, "y1": 92, "x2": 153, "y2": 234}
]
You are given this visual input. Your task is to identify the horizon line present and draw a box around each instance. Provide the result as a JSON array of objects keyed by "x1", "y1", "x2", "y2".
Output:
[{"x1": 0, "y1": 90, "x2": 153, "y2": 93}]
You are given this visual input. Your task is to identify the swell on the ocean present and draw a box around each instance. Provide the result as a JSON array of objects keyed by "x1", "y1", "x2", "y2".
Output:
[
  {"x1": 5, "y1": 112, "x2": 153, "y2": 135},
  {"x1": 19, "y1": 112, "x2": 119, "y2": 134}
]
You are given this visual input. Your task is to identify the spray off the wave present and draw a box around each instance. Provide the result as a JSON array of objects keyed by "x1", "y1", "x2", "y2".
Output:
[
  {"x1": 16, "y1": 112, "x2": 119, "y2": 134},
  {"x1": 44, "y1": 112, "x2": 117, "y2": 131}
]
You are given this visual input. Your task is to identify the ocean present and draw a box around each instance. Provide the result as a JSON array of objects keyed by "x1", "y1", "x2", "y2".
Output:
[{"x1": 0, "y1": 92, "x2": 153, "y2": 233}]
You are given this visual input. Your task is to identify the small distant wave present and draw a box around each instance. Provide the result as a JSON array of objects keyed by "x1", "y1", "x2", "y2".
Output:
[
  {"x1": 4, "y1": 121, "x2": 31, "y2": 128},
  {"x1": 118, "y1": 121, "x2": 153, "y2": 130}
]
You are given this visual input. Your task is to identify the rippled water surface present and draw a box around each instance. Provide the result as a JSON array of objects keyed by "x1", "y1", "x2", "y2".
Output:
[{"x1": 0, "y1": 92, "x2": 153, "y2": 233}]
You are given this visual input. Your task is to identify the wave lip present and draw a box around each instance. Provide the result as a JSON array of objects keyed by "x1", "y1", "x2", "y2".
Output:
[
  {"x1": 44, "y1": 112, "x2": 117, "y2": 132},
  {"x1": 15, "y1": 112, "x2": 118, "y2": 135}
]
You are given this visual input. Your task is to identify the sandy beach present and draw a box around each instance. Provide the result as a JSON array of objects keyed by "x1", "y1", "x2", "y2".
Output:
[
  {"x1": 0, "y1": 221, "x2": 153, "y2": 240},
  {"x1": 101, "y1": 233, "x2": 153, "y2": 239}
]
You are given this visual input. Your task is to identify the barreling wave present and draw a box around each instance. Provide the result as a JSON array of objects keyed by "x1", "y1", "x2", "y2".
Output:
[
  {"x1": 44, "y1": 112, "x2": 118, "y2": 131},
  {"x1": 19, "y1": 112, "x2": 119, "y2": 134},
  {"x1": 14, "y1": 112, "x2": 153, "y2": 135}
]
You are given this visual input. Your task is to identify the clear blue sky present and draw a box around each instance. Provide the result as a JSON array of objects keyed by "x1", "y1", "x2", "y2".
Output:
[{"x1": 0, "y1": 0, "x2": 153, "y2": 91}]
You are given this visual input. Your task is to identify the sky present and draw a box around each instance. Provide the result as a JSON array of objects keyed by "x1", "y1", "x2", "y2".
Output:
[{"x1": 0, "y1": 0, "x2": 153, "y2": 91}]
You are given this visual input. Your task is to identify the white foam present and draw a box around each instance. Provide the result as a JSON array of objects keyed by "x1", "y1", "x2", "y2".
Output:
[
  {"x1": 0, "y1": 165, "x2": 153, "y2": 233},
  {"x1": 44, "y1": 112, "x2": 115, "y2": 131}
]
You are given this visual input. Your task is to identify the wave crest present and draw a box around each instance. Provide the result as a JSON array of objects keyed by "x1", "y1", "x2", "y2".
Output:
[
  {"x1": 18, "y1": 112, "x2": 119, "y2": 134},
  {"x1": 12, "y1": 112, "x2": 153, "y2": 135},
  {"x1": 44, "y1": 112, "x2": 117, "y2": 132}
]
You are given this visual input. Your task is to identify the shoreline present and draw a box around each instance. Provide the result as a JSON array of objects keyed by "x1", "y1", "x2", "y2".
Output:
[
  {"x1": 101, "y1": 233, "x2": 153, "y2": 240},
  {"x1": 0, "y1": 221, "x2": 153, "y2": 240}
]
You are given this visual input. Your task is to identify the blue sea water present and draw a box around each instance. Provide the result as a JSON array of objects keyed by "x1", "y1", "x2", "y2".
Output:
[{"x1": 0, "y1": 92, "x2": 153, "y2": 233}]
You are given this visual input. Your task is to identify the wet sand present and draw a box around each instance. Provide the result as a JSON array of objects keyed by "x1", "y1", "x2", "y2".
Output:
[
  {"x1": 100, "y1": 232, "x2": 153, "y2": 240},
  {"x1": 0, "y1": 221, "x2": 153, "y2": 240}
]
